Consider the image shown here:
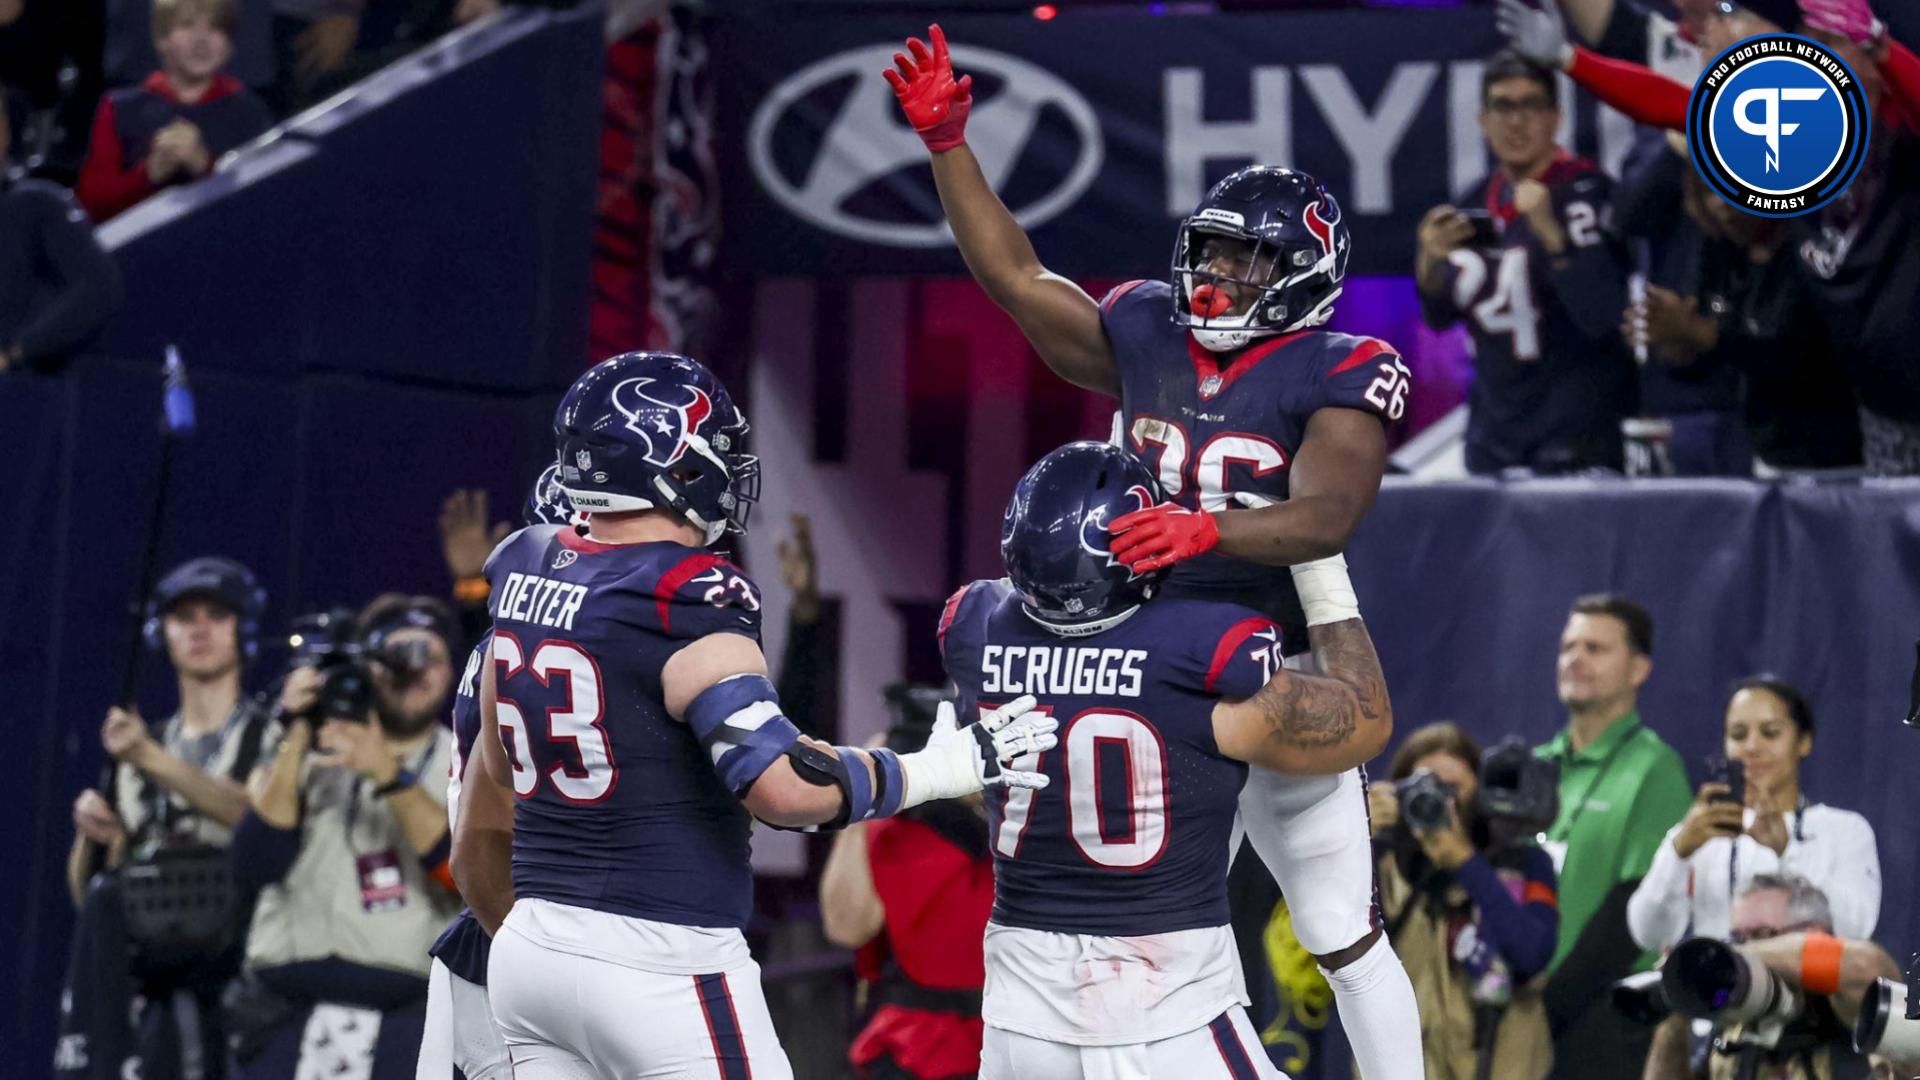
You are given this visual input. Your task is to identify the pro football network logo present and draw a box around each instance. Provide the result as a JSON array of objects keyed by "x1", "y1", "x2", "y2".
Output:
[{"x1": 1687, "y1": 34, "x2": 1870, "y2": 218}]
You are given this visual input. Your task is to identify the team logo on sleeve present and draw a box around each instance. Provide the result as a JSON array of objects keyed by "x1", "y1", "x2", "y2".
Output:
[
  {"x1": 611, "y1": 378, "x2": 714, "y2": 466},
  {"x1": 1687, "y1": 33, "x2": 1870, "y2": 218}
]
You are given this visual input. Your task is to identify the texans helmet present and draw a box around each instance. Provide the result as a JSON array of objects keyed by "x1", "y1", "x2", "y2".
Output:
[
  {"x1": 1001, "y1": 442, "x2": 1167, "y2": 636},
  {"x1": 523, "y1": 462, "x2": 579, "y2": 528},
  {"x1": 143, "y1": 556, "x2": 269, "y2": 662},
  {"x1": 553, "y1": 351, "x2": 758, "y2": 545},
  {"x1": 1171, "y1": 165, "x2": 1351, "y2": 352}
]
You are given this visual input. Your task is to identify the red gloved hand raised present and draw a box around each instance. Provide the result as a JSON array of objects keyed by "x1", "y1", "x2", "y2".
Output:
[
  {"x1": 883, "y1": 24, "x2": 973, "y2": 153},
  {"x1": 1109, "y1": 503, "x2": 1221, "y2": 574}
]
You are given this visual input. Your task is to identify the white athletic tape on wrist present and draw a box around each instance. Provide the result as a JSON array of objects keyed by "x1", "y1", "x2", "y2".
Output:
[{"x1": 1290, "y1": 553, "x2": 1360, "y2": 626}]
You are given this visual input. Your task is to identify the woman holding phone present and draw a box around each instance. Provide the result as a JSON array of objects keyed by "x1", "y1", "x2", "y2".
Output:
[{"x1": 1626, "y1": 676, "x2": 1881, "y2": 949}]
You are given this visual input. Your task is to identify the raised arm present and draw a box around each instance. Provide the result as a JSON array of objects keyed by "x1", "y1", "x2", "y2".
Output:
[
  {"x1": 1497, "y1": 0, "x2": 1688, "y2": 130},
  {"x1": 887, "y1": 25, "x2": 1118, "y2": 395},
  {"x1": 1558, "y1": 0, "x2": 1618, "y2": 46}
]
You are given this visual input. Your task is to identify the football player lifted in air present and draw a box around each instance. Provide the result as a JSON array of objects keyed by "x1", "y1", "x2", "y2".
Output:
[
  {"x1": 450, "y1": 352, "x2": 1058, "y2": 1080},
  {"x1": 942, "y1": 441, "x2": 1393, "y2": 1078},
  {"x1": 888, "y1": 26, "x2": 1421, "y2": 1078}
]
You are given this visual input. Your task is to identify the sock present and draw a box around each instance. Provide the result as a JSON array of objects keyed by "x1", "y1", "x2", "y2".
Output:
[{"x1": 1320, "y1": 934, "x2": 1424, "y2": 1080}]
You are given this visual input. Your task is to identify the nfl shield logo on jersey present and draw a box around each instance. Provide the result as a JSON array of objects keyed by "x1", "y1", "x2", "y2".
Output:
[
  {"x1": 1200, "y1": 374, "x2": 1224, "y2": 399},
  {"x1": 575, "y1": 449, "x2": 593, "y2": 471}
]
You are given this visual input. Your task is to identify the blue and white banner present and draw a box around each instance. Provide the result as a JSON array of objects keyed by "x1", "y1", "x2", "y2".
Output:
[{"x1": 714, "y1": 9, "x2": 1647, "y2": 278}]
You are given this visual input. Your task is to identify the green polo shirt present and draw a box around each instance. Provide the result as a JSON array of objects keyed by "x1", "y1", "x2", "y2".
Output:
[{"x1": 1535, "y1": 712, "x2": 1692, "y2": 972}]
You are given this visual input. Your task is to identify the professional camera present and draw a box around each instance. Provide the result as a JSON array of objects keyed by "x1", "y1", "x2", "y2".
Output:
[
  {"x1": 1613, "y1": 969, "x2": 1673, "y2": 1026},
  {"x1": 1395, "y1": 768, "x2": 1456, "y2": 833},
  {"x1": 1662, "y1": 936, "x2": 1803, "y2": 1048},
  {"x1": 1476, "y1": 738, "x2": 1559, "y2": 832},
  {"x1": 286, "y1": 610, "x2": 374, "y2": 721},
  {"x1": 1855, "y1": 954, "x2": 1920, "y2": 1062}
]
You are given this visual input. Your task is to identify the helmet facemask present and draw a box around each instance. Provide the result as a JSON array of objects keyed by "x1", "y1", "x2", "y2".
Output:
[{"x1": 1171, "y1": 223, "x2": 1343, "y2": 353}]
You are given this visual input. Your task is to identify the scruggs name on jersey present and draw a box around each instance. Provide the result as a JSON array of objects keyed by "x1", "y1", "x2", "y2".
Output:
[{"x1": 940, "y1": 578, "x2": 1285, "y2": 938}]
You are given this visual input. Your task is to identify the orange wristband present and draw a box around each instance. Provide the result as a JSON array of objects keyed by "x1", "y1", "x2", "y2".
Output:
[
  {"x1": 1801, "y1": 932, "x2": 1844, "y2": 995},
  {"x1": 453, "y1": 576, "x2": 491, "y2": 604}
]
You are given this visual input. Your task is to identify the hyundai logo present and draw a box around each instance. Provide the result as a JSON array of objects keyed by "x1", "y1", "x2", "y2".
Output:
[{"x1": 748, "y1": 43, "x2": 1104, "y2": 247}]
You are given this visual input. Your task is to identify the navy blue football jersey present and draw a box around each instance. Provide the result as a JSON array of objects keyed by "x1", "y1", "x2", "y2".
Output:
[
  {"x1": 940, "y1": 578, "x2": 1284, "y2": 936},
  {"x1": 1101, "y1": 278, "x2": 1408, "y2": 650},
  {"x1": 483, "y1": 525, "x2": 764, "y2": 929},
  {"x1": 1420, "y1": 154, "x2": 1636, "y2": 474},
  {"x1": 429, "y1": 633, "x2": 493, "y2": 984}
]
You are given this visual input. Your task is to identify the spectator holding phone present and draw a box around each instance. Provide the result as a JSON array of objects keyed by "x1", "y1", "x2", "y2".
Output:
[{"x1": 1626, "y1": 676, "x2": 1881, "y2": 951}]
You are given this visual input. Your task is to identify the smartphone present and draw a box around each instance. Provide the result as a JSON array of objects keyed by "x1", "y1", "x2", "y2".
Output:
[
  {"x1": 1459, "y1": 208, "x2": 1501, "y2": 249},
  {"x1": 1706, "y1": 755, "x2": 1745, "y2": 807}
]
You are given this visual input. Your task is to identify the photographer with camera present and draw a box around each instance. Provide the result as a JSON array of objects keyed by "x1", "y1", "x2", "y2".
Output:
[
  {"x1": 820, "y1": 685, "x2": 993, "y2": 1080},
  {"x1": 226, "y1": 595, "x2": 462, "y2": 1079},
  {"x1": 1645, "y1": 874, "x2": 1898, "y2": 1080},
  {"x1": 54, "y1": 557, "x2": 276, "y2": 1080},
  {"x1": 1628, "y1": 677, "x2": 1880, "y2": 953},
  {"x1": 1368, "y1": 722, "x2": 1561, "y2": 1079}
]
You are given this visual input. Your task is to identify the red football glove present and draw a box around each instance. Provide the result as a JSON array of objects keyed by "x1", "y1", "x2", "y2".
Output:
[
  {"x1": 1109, "y1": 503, "x2": 1220, "y2": 574},
  {"x1": 882, "y1": 24, "x2": 973, "y2": 154}
]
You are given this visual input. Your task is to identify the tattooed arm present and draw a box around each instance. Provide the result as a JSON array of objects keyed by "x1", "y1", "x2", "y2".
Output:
[{"x1": 1212, "y1": 618, "x2": 1393, "y2": 775}]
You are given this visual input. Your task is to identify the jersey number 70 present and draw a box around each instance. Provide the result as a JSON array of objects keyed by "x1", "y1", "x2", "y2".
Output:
[
  {"x1": 994, "y1": 706, "x2": 1170, "y2": 870},
  {"x1": 491, "y1": 632, "x2": 616, "y2": 803}
]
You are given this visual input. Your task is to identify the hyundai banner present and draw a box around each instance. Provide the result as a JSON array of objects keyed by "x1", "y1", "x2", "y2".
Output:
[{"x1": 714, "y1": 9, "x2": 1645, "y2": 279}]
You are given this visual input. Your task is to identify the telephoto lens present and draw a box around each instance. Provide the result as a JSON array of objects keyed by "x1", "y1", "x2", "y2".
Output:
[
  {"x1": 1661, "y1": 937, "x2": 1802, "y2": 1028},
  {"x1": 1856, "y1": 975, "x2": 1920, "y2": 1061}
]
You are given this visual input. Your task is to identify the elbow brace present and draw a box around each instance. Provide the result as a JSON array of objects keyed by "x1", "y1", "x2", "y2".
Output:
[
  {"x1": 785, "y1": 740, "x2": 905, "y2": 829},
  {"x1": 685, "y1": 674, "x2": 905, "y2": 826},
  {"x1": 685, "y1": 674, "x2": 805, "y2": 796}
]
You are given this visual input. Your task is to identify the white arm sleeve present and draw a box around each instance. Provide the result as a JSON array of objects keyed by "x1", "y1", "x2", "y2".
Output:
[{"x1": 1626, "y1": 823, "x2": 1694, "y2": 952}]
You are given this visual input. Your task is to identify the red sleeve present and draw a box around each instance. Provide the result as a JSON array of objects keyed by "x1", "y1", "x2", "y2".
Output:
[
  {"x1": 74, "y1": 97, "x2": 158, "y2": 223},
  {"x1": 868, "y1": 819, "x2": 991, "y2": 989},
  {"x1": 1881, "y1": 38, "x2": 1920, "y2": 133},
  {"x1": 1568, "y1": 45, "x2": 1690, "y2": 131}
]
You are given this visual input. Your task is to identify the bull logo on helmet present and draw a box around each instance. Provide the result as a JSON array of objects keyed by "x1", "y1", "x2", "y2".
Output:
[
  {"x1": 1078, "y1": 485, "x2": 1156, "y2": 575},
  {"x1": 1304, "y1": 198, "x2": 1340, "y2": 262},
  {"x1": 611, "y1": 378, "x2": 714, "y2": 467}
]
